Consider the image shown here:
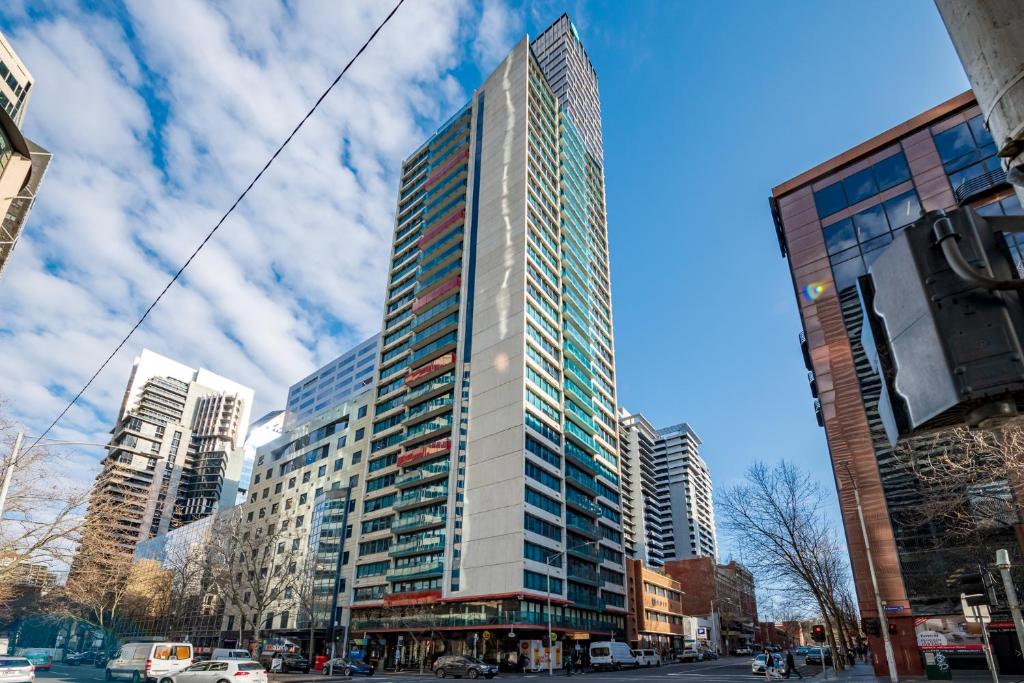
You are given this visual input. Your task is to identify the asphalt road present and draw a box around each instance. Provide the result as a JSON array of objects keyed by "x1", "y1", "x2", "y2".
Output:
[{"x1": 37, "y1": 658, "x2": 817, "y2": 683}]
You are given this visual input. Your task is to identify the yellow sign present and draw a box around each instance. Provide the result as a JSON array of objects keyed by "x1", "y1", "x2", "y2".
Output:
[
  {"x1": 571, "y1": 633, "x2": 590, "y2": 640},
  {"x1": 482, "y1": 631, "x2": 492, "y2": 641},
  {"x1": 550, "y1": 632, "x2": 559, "y2": 641}
]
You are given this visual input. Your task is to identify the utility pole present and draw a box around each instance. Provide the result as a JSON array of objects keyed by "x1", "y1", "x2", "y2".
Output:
[
  {"x1": 0, "y1": 430, "x2": 23, "y2": 520},
  {"x1": 843, "y1": 464, "x2": 898, "y2": 683},
  {"x1": 996, "y1": 549, "x2": 1024, "y2": 665}
]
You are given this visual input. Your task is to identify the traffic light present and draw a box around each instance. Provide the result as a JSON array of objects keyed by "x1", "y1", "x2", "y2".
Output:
[
  {"x1": 888, "y1": 623, "x2": 898, "y2": 636},
  {"x1": 862, "y1": 618, "x2": 881, "y2": 636},
  {"x1": 811, "y1": 625, "x2": 826, "y2": 643}
]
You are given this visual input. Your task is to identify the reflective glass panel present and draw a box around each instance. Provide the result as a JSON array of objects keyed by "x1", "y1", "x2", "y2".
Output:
[
  {"x1": 883, "y1": 190, "x2": 922, "y2": 229},
  {"x1": 853, "y1": 204, "x2": 889, "y2": 241},
  {"x1": 814, "y1": 182, "x2": 847, "y2": 219},
  {"x1": 873, "y1": 152, "x2": 911, "y2": 191},
  {"x1": 823, "y1": 218, "x2": 857, "y2": 255},
  {"x1": 843, "y1": 168, "x2": 878, "y2": 205}
]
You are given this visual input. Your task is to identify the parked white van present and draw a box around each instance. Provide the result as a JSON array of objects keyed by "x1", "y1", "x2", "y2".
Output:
[
  {"x1": 106, "y1": 643, "x2": 194, "y2": 682},
  {"x1": 589, "y1": 642, "x2": 638, "y2": 670},
  {"x1": 209, "y1": 651, "x2": 252, "y2": 662}
]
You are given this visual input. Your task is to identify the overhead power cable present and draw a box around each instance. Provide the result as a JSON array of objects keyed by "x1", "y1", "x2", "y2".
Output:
[{"x1": 27, "y1": 0, "x2": 407, "y2": 453}]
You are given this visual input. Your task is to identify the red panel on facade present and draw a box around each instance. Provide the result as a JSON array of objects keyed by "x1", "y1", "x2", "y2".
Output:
[
  {"x1": 412, "y1": 277, "x2": 460, "y2": 312},
  {"x1": 383, "y1": 589, "x2": 442, "y2": 607},
  {"x1": 418, "y1": 209, "x2": 465, "y2": 249},
  {"x1": 406, "y1": 352, "x2": 456, "y2": 386},
  {"x1": 397, "y1": 438, "x2": 451, "y2": 468},
  {"x1": 424, "y1": 148, "x2": 469, "y2": 188}
]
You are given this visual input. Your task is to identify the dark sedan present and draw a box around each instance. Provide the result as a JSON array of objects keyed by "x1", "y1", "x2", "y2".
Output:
[{"x1": 321, "y1": 659, "x2": 374, "y2": 676}]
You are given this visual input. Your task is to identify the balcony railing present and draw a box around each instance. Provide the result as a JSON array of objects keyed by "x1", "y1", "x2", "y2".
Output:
[
  {"x1": 386, "y1": 559, "x2": 445, "y2": 582},
  {"x1": 395, "y1": 461, "x2": 450, "y2": 489},
  {"x1": 392, "y1": 513, "x2": 446, "y2": 534},
  {"x1": 388, "y1": 535, "x2": 446, "y2": 558},
  {"x1": 395, "y1": 486, "x2": 449, "y2": 510},
  {"x1": 954, "y1": 166, "x2": 1008, "y2": 204}
]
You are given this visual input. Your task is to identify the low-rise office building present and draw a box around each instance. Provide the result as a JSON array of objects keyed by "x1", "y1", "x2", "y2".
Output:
[
  {"x1": 625, "y1": 559, "x2": 685, "y2": 654},
  {"x1": 665, "y1": 558, "x2": 756, "y2": 655}
]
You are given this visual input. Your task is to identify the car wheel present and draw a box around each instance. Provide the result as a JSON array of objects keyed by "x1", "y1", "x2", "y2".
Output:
[
  {"x1": 468, "y1": 669, "x2": 479, "y2": 679},
  {"x1": 160, "y1": 678, "x2": 174, "y2": 683},
  {"x1": 436, "y1": 669, "x2": 446, "y2": 678},
  {"x1": 218, "y1": 679, "x2": 230, "y2": 683},
  {"x1": 344, "y1": 668, "x2": 352, "y2": 677}
]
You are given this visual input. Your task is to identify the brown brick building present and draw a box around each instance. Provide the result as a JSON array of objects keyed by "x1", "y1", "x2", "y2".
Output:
[
  {"x1": 625, "y1": 559, "x2": 685, "y2": 654},
  {"x1": 664, "y1": 557, "x2": 756, "y2": 654},
  {"x1": 770, "y1": 90, "x2": 1022, "y2": 677}
]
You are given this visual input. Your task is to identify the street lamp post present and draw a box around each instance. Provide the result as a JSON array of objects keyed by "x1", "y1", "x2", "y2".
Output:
[
  {"x1": 545, "y1": 540, "x2": 599, "y2": 676},
  {"x1": 842, "y1": 464, "x2": 898, "y2": 683},
  {"x1": 995, "y1": 549, "x2": 1024, "y2": 663},
  {"x1": 325, "y1": 487, "x2": 353, "y2": 676}
]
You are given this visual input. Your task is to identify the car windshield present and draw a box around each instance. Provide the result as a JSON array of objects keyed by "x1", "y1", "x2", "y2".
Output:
[{"x1": 0, "y1": 659, "x2": 29, "y2": 668}]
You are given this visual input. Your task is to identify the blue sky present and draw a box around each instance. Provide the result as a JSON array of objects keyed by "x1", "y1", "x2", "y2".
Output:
[{"x1": 0, "y1": 1, "x2": 969, "y2": 551}]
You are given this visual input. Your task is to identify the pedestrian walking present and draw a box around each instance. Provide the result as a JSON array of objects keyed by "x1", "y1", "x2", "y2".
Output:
[
  {"x1": 846, "y1": 648, "x2": 855, "y2": 667},
  {"x1": 565, "y1": 653, "x2": 574, "y2": 676},
  {"x1": 518, "y1": 652, "x2": 528, "y2": 674},
  {"x1": 785, "y1": 650, "x2": 802, "y2": 680}
]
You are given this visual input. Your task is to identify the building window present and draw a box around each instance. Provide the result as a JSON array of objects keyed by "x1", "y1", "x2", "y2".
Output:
[
  {"x1": 338, "y1": 435, "x2": 347, "y2": 448},
  {"x1": 334, "y1": 458, "x2": 344, "y2": 471},
  {"x1": 355, "y1": 428, "x2": 365, "y2": 441},
  {"x1": 813, "y1": 150, "x2": 912, "y2": 219},
  {"x1": 318, "y1": 465, "x2": 327, "y2": 477},
  {"x1": 932, "y1": 114, "x2": 1000, "y2": 190},
  {"x1": 524, "y1": 569, "x2": 561, "y2": 593},
  {"x1": 358, "y1": 405, "x2": 368, "y2": 419}
]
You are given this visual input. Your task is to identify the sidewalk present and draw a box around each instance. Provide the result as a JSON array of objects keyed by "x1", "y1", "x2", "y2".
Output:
[{"x1": 814, "y1": 661, "x2": 1022, "y2": 683}]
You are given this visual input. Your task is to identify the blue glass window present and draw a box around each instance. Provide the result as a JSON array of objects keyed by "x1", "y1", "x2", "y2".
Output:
[
  {"x1": 814, "y1": 182, "x2": 847, "y2": 219},
  {"x1": 831, "y1": 256, "x2": 865, "y2": 291},
  {"x1": 873, "y1": 152, "x2": 911, "y2": 191},
  {"x1": 842, "y1": 168, "x2": 877, "y2": 205},
  {"x1": 852, "y1": 205, "x2": 889, "y2": 242},
  {"x1": 883, "y1": 190, "x2": 922, "y2": 230},
  {"x1": 823, "y1": 218, "x2": 857, "y2": 255},
  {"x1": 933, "y1": 115, "x2": 1001, "y2": 190}
]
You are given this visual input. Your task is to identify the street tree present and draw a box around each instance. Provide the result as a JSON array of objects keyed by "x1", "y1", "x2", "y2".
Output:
[
  {"x1": 719, "y1": 461, "x2": 854, "y2": 669},
  {"x1": 207, "y1": 509, "x2": 302, "y2": 653}
]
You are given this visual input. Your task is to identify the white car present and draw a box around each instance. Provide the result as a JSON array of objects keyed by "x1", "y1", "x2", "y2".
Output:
[
  {"x1": 158, "y1": 661, "x2": 267, "y2": 683},
  {"x1": 0, "y1": 657, "x2": 35, "y2": 683},
  {"x1": 751, "y1": 654, "x2": 784, "y2": 676},
  {"x1": 634, "y1": 650, "x2": 661, "y2": 667}
]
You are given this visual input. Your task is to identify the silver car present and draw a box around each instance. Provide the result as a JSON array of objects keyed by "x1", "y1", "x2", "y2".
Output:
[
  {"x1": 158, "y1": 661, "x2": 267, "y2": 683},
  {"x1": 751, "y1": 654, "x2": 783, "y2": 675},
  {"x1": 0, "y1": 657, "x2": 35, "y2": 683}
]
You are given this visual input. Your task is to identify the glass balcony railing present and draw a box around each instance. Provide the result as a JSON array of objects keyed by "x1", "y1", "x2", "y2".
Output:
[
  {"x1": 386, "y1": 559, "x2": 445, "y2": 581},
  {"x1": 565, "y1": 469, "x2": 602, "y2": 499},
  {"x1": 395, "y1": 486, "x2": 449, "y2": 509},
  {"x1": 567, "y1": 591, "x2": 605, "y2": 612},
  {"x1": 388, "y1": 535, "x2": 446, "y2": 558},
  {"x1": 566, "y1": 516, "x2": 599, "y2": 539},
  {"x1": 404, "y1": 416, "x2": 453, "y2": 443},
  {"x1": 565, "y1": 488, "x2": 602, "y2": 516},
  {"x1": 395, "y1": 460, "x2": 450, "y2": 488},
  {"x1": 391, "y1": 513, "x2": 446, "y2": 534},
  {"x1": 406, "y1": 396, "x2": 454, "y2": 422}
]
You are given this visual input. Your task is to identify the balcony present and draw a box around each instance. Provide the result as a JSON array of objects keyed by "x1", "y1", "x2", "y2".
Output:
[
  {"x1": 565, "y1": 469, "x2": 602, "y2": 498},
  {"x1": 954, "y1": 166, "x2": 1008, "y2": 204},
  {"x1": 565, "y1": 489, "x2": 602, "y2": 517},
  {"x1": 566, "y1": 517, "x2": 600, "y2": 540},
  {"x1": 566, "y1": 543, "x2": 600, "y2": 563},
  {"x1": 386, "y1": 559, "x2": 445, "y2": 582},
  {"x1": 567, "y1": 591, "x2": 605, "y2": 612},
  {"x1": 394, "y1": 485, "x2": 449, "y2": 511},
  {"x1": 392, "y1": 512, "x2": 446, "y2": 534},
  {"x1": 395, "y1": 460, "x2": 450, "y2": 489},
  {"x1": 567, "y1": 566, "x2": 601, "y2": 587},
  {"x1": 388, "y1": 535, "x2": 446, "y2": 558}
]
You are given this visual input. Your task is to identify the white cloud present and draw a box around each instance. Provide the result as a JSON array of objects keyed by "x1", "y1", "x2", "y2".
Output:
[
  {"x1": 473, "y1": 0, "x2": 523, "y2": 73},
  {"x1": 0, "y1": 0, "x2": 518, "y2": 487}
]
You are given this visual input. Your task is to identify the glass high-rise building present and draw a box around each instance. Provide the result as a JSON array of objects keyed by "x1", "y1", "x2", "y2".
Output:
[
  {"x1": 771, "y1": 91, "x2": 1021, "y2": 677},
  {"x1": 349, "y1": 15, "x2": 626, "y2": 659}
]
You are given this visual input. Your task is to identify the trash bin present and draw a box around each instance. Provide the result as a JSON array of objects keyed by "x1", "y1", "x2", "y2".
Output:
[
  {"x1": 923, "y1": 651, "x2": 953, "y2": 680},
  {"x1": 315, "y1": 655, "x2": 328, "y2": 672}
]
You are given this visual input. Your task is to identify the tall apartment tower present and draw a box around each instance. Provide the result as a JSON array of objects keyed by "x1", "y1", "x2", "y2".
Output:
[
  {"x1": 770, "y1": 91, "x2": 1022, "y2": 676},
  {"x1": 84, "y1": 350, "x2": 254, "y2": 556},
  {"x1": 0, "y1": 31, "x2": 50, "y2": 278},
  {"x1": 619, "y1": 413, "x2": 716, "y2": 566},
  {"x1": 618, "y1": 410, "x2": 668, "y2": 566},
  {"x1": 351, "y1": 15, "x2": 626, "y2": 651}
]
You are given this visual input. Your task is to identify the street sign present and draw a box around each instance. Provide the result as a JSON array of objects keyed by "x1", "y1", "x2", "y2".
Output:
[
  {"x1": 550, "y1": 632, "x2": 559, "y2": 641},
  {"x1": 571, "y1": 633, "x2": 589, "y2": 640},
  {"x1": 884, "y1": 605, "x2": 903, "y2": 613},
  {"x1": 483, "y1": 631, "x2": 492, "y2": 641},
  {"x1": 963, "y1": 594, "x2": 992, "y2": 624}
]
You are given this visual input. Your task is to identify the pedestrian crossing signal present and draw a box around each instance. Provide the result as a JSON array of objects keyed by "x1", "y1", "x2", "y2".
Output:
[{"x1": 811, "y1": 625, "x2": 826, "y2": 643}]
